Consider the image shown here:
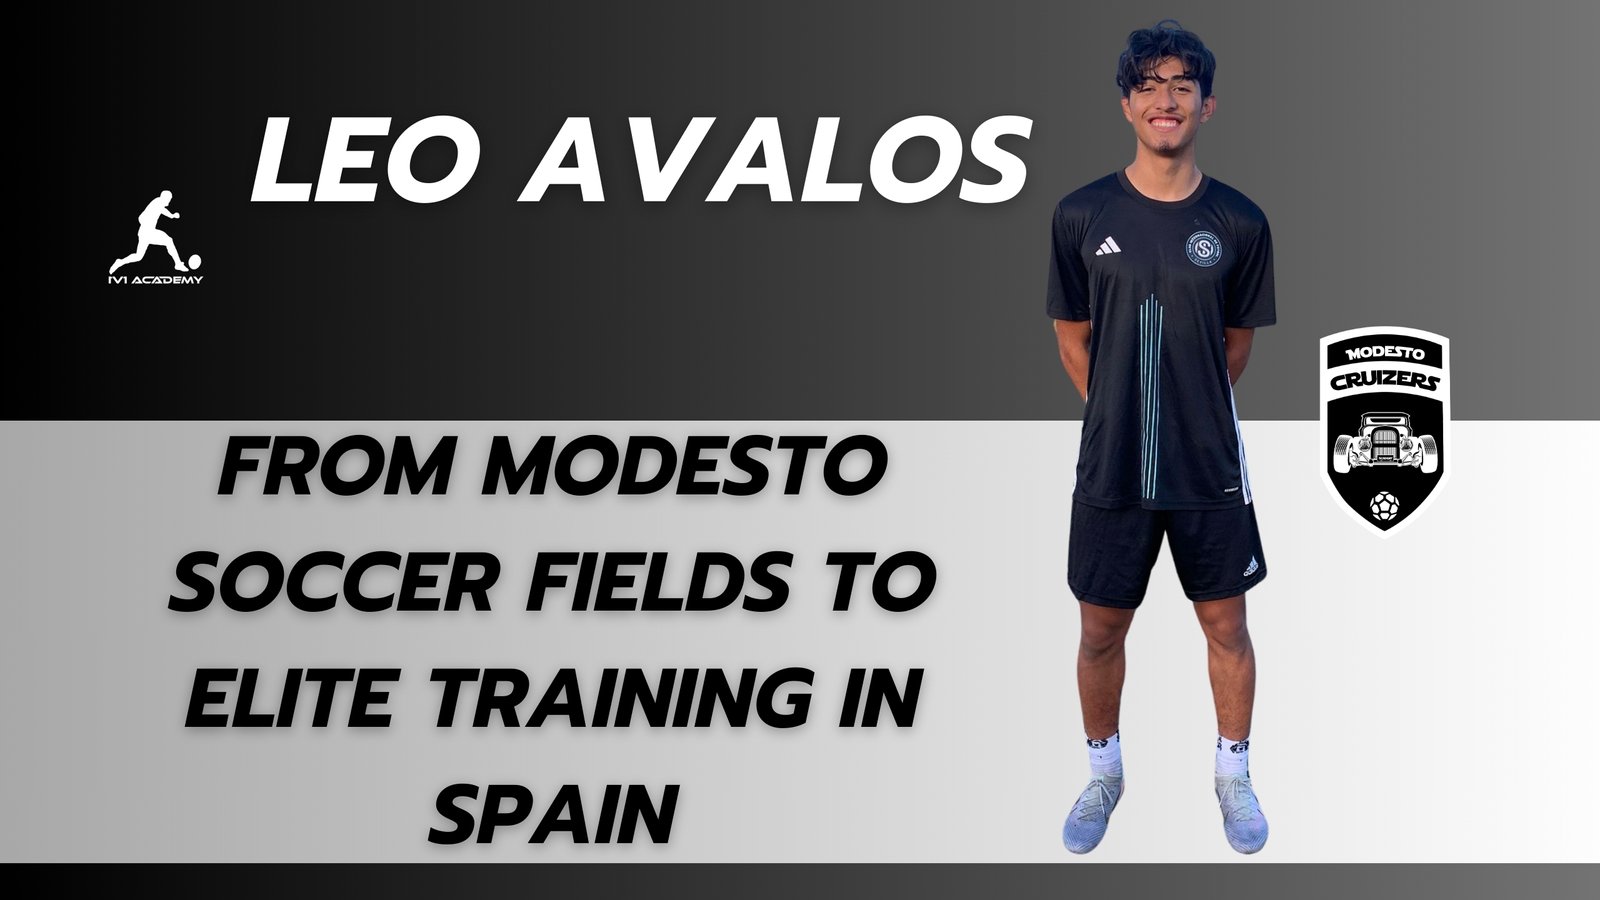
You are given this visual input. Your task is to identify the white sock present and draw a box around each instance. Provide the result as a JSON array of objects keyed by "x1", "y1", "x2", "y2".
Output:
[
  {"x1": 1216, "y1": 734, "x2": 1250, "y2": 776},
  {"x1": 1088, "y1": 732, "x2": 1122, "y2": 776}
]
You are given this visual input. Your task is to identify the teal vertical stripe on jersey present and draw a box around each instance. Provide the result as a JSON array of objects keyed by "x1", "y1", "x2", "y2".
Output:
[
  {"x1": 1139, "y1": 294, "x2": 1164, "y2": 501},
  {"x1": 1146, "y1": 297, "x2": 1153, "y2": 498},
  {"x1": 1141, "y1": 298, "x2": 1149, "y2": 498},
  {"x1": 1153, "y1": 302, "x2": 1163, "y2": 499},
  {"x1": 1140, "y1": 300, "x2": 1148, "y2": 496}
]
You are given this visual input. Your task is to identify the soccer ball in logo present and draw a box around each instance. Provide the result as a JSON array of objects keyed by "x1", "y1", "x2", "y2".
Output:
[{"x1": 1369, "y1": 492, "x2": 1400, "y2": 521}]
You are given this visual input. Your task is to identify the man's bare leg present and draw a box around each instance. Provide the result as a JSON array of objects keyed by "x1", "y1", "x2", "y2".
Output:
[
  {"x1": 1078, "y1": 601, "x2": 1137, "y2": 738},
  {"x1": 1063, "y1": 600, "x2": 1136, "y2": 854},
  {"x1": 1192, "y1": 594, "x2": 1253, "y2": 740},
  {"x1": 1194, "y1": 593, "x2": 1269, "y2": 853}
]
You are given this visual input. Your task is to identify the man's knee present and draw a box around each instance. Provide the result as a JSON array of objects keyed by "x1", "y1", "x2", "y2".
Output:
[
  {"x1": 1196, "y1": 597, "x2": 1251, "y2": 652},
  {"x1": 1079, "y1": 605, "x2": 1134, "y2": 658}
]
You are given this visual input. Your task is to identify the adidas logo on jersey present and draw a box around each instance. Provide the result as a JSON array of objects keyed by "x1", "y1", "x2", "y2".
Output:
[
  {"x1": 1242, "y1": 556, "x2": 1259, "y2": 577},
  {"x1": 1094, "y1": 236, "x2": 1121, "y2": 256}
]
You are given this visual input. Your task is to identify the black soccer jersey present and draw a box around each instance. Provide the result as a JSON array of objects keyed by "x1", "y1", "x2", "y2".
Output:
[{"x1": 1047, "y1": 171, "x2": 1275, "y2": 510}]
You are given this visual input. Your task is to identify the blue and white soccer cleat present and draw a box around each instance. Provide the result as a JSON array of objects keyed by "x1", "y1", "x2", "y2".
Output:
[
  {"x1": 1215, "y1": 774, "x2": 1269, "y2": 853},
  {"x1": 1062, "y1": 774, "x2": 1123, "y2": 854}
]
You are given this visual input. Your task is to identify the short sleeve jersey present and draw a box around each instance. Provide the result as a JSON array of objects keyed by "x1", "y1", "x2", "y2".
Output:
[{"x1": 1047, "y1": 171, "x2": 1275, "y2": 510}]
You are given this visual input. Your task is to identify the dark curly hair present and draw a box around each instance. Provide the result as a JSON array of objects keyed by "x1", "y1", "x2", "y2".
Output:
[{"x1": 1116, "y1": 19, "x2": 1216, "y2": 98}]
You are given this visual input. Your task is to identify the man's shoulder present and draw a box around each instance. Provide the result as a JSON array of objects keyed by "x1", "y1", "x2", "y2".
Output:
[
  {"x1": 1055, "y1": 172, "x2": 1123, "y2": 216},
  {"x1": 1202, "y1": 176, "x2": 1270, "y2": 226}
]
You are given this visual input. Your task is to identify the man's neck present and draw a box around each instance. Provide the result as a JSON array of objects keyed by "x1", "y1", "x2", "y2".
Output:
[{"x1": 1123, "y1": 153, "x2": 1203, "y2": 202}]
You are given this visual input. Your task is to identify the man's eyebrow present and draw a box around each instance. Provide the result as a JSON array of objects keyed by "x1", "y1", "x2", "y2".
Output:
[{"x1": 1139, "y1": 72, "x2": 1197, "y2": 84}]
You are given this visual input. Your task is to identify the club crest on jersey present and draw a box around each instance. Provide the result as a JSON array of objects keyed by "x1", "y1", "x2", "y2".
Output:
[
  {"x1": 1320, "y1": 326, "x2": 1451, "y2": 536},
  {"x1": 1185, "y1": 230, "x2": 1221, "y2": 267}
]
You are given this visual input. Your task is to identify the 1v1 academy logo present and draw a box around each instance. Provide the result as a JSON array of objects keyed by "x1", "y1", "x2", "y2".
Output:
[
  {"x1": 107, "y1": 189, "x2": 204, "y2": 284},
  {"x1": 1321, "y1": 326, "x2": 1450, "y2": 535}
]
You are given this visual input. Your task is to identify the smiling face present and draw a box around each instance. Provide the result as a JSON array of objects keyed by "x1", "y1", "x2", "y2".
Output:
[{"x1": 1121, "y1": 56, "x2": 1215, "y2": 158}]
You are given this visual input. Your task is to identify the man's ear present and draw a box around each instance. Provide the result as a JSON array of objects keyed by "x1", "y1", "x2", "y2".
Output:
[
  {"x1": 1121, "y1": 96, "x2": 1134, "y2": 124},
  {"x1": 1201, "y1": 94, "x2": 1217, "y2": 123}
]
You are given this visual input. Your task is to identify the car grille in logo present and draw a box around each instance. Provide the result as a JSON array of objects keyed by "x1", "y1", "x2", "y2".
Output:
[{"x1": 1372, "y1": 426, "x2": 1399, "y2": 461}]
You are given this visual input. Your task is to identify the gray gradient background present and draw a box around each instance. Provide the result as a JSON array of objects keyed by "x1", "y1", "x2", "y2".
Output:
[{"x1": 56, "y1": 0, "x2": 1600, "y2": 419}]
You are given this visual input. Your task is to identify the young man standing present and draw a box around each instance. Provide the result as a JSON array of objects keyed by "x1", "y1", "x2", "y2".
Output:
[{"x1": 1047, "y1": 20, "x2": 1275, "y2": 854}]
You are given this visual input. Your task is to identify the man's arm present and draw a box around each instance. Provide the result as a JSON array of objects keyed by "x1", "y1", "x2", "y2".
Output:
[
  {"x1": 163, "y1": 209, "x2": 180, "y2": 219},
  {"x1": 1054, "y1": 318, "x2": 1092, "y2": 401},
  {"x1": 1224, "y1": 326, "x2": 1255, "y2": 386}
]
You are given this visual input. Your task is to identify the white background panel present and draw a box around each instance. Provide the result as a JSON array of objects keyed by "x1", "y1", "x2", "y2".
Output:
[{"x1": 0, "y1": 421, "x2": 1595, "y2": 861}]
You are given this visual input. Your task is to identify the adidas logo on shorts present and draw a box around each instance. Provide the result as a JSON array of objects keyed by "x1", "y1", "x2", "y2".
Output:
[{"x1": 1242, "y1": 556, "x2": 1259, "y2": 577}]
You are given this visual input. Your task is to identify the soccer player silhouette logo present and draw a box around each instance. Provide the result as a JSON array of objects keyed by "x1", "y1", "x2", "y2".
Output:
[{"x1": 109, "y1": 191, "x2": 198, "y2": 274}]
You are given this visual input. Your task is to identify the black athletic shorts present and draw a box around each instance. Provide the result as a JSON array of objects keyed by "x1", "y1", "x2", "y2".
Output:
[{"x1": 1068, "y1": 500, "x2": 1267, "y2": 609}]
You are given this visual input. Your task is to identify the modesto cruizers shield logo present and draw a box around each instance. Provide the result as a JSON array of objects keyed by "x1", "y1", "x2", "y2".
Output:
[{"x1": 1320, "y1": 326, "x2": 1450, "y2": 535}]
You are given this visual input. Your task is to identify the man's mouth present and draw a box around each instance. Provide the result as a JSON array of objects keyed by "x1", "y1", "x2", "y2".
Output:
[{"x1": 1148, "y1": 117, "x2": 1182, "y2": 132}]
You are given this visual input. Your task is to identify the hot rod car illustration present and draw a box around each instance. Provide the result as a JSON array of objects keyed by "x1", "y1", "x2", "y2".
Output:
[{"x1": 1332, "y1": 412, "x2": 1438, "y2": 474}]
